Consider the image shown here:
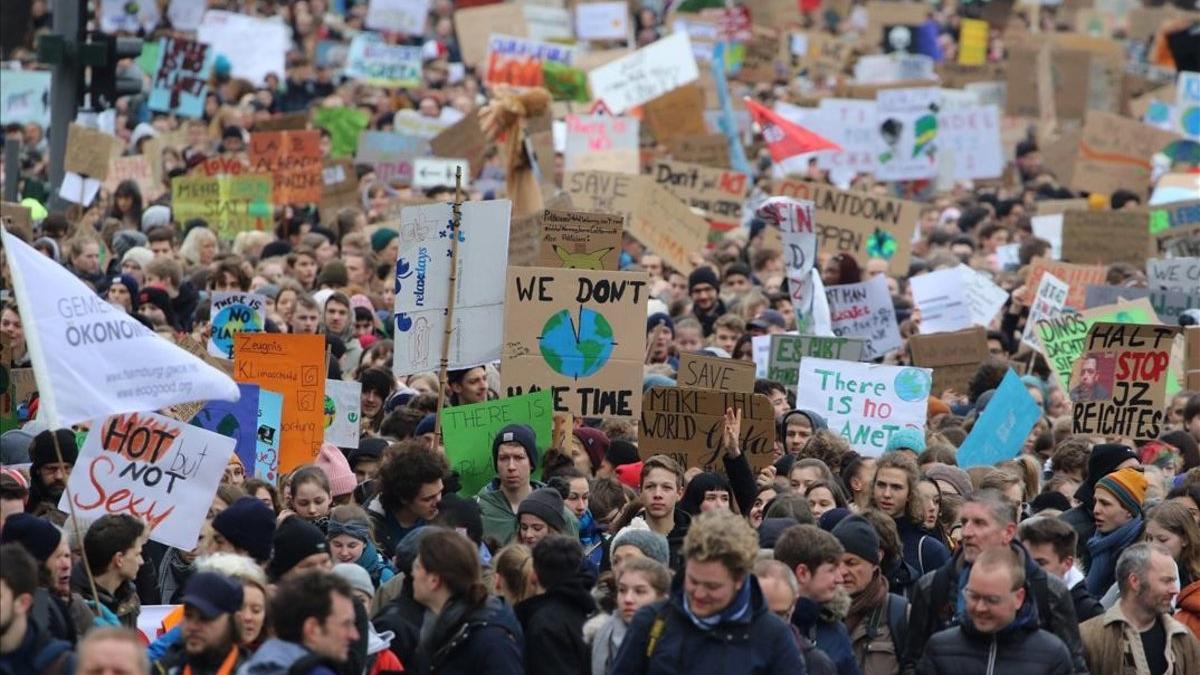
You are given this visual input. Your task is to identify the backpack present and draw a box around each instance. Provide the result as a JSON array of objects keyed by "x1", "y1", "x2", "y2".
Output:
[
  {"x1": 864, "y1": 593, "x2": 909, "y2": 663},
  {"x1": 32, "y1": 638, "x2": 73, "y2": 675}
]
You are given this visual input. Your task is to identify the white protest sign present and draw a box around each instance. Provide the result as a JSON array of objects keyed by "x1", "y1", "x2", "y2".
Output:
[
  {"x1": 1147, "y1": 257, "x2": 1200, "y2": 292},
  {"x1": 392, "y1": 200, "x2": 513, "y2": 375},
  {"x1": 167, "y1": 0, "x2": 206, "y2": 31},
  {"x1": 59, "y1": 412, "x2": 235, "y2": 550},
  {"x1": 1177, "y1": 71, "x2": 1199, "y2": 141},
  {"x1": 0, "y1": 70, "x2": 51, "y2": 128},
  {"x1": 100, "y1": 0, "x2": 160, "y2": 33},
  {"x1": 853, "y1": 53, "x2": 934, "y2": 83},
  {"x1": 588, "y1": 32, "x2": 699, "y2": 114},
  {"x1": 939, "y1": 106, "x2": 1003, "y2": 181},
  {"x1": 366, "y1": 0, "x2": 431, "y2": 35},
  {"x1": 911, "y1": 267, "x2": 972, "y2": 334},
  {"x1": 752, "y1": 334, "x2": 774, "y2": 378},
  {"x1": 1031, "y1": 214, "x2": 1064, "y2": 259},
  {"x1": 324, "y1": 380, "x2": 362, "y2": 448},
  {"x1": 1, "y1": 228, "x2": 239, "y2": 428},
  {"x1": 1022, "y1": 272, "x2": 1069, "y2": 349},
  {"x1": 345, "y1": 34, "x2": 422, "y2": 88},
  {"x1": 875, "y1": 87, "x2": 941, "y2": 182},
  {"x1": 197, "y1": 11, "x2": 290, "y2": 85},
  {"x1": 758, "y1": 197, "x2": 820, "y2": 332},
  {"x1": 523, "y1": 6, "x2": 574, "y2": 42},
  {"x1": 564, "y1": 114, "x2": 640, "y2": 174},
  {"x1": 795, "y1": 358, "x2": 932, "y2": 457},
  {"x1": 815, "y1": 99, "x2": 878, "y2": 174},
  {"x1": 965, "y1": 266, "x2": 1008, "y2": 327},
  {"x1": 208, "y1": 292, "x2": 266, "y2": 359},
  {"x1": 576, "y1": 2, "x2": 630, "y2": 41},
  {"x1": 412, "y1": 158, "x2": 471, "y2": 188},
  {"x1": 825, "y1": 275, "x2": 902, "y2": 359}
]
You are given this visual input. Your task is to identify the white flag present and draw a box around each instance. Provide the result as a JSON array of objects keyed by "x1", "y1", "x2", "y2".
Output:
[{"x1": 2, "y1": 228, "x2": 239, "y2": 427}]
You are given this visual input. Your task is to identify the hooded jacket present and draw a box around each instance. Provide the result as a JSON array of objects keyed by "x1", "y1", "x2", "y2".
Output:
[
  {"x1": 1080, "y1": 602, "x2": 1200, "y2": 675},
  {"x1": 419, "y1": 596, "x2": 523, "y2": 675},
  {"x1": 236, "y1": 638, "x2": 339, "y2": 675},
  {"x1": 609, "y1": 576, "x2": 805, "y2": 675},
  {"x1": 0, "y1": 616, "x2": 74, "y2": 675},
  {"x1": 514, "y1": 572, "x2": 598, "y2": 675},
  {"x1": 475, "y1": 479, "x2": 578, "y2": 546},
  {"x1": 916, "y1": 591, "x2": 1073, "y2": 675},
  {"x1": 794, "y1": 594, "x2": 860, "y2": 675}
]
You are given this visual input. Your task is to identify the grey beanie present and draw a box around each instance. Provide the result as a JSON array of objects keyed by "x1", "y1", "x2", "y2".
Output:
[
  {"x1": 332, "y1": 562, "x2": 374, "y2": 598},
  {"x1": 141, "y1": 204, "x2": 172, "y2": 231},
  {"x1": 924, "y1": 463, "x2": 974, "y2": 498},
  {"x1": 1, "y1": 429, "x2": 35, "y2": 464},
  {"x1": 610, "y1": 525, "x2": 670, "y2": 566},
  {"x1": 517, "y1": 488, "x2": 567, "y2": 532},
  {"x1": 111, "y1": 230, "x2": 148, "y2": 260}
]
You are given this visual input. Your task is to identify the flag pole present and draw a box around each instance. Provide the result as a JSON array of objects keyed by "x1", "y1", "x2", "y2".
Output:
[
  {"x1": 50, "y1": 429, "x2": 102, "y2": 612},
  {"x1": 434, "y1": 168, "x2": 464, "y2": 446}
]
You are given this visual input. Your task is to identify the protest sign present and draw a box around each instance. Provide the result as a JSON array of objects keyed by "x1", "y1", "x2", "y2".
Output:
[
  {"x1": 756, "y1": 197, "x2": 819, "y2": 331},
  {"x1": 172, "y1": 175, "x2": 273, "y2": 240},
  {"x1": 1030, "y1": 214, "x2": 1063, "y2": 260},
  {"x1": 345, "y1": 34, "x2": 422, "y2": 88},
  {"x1": 1147, "y1": 257, "x2": 1200, "y2": 292},
  {"x1": 937, "y1": 106, "x2": 1004, "y2": 181},
  {"x1": 502, "y1": 267, "x2": 649, "y2": 417},
  {"x1": 564, "y1": 114, "x2": 639, "y2": 174},
  {"x1": 767, "y1": 334, "x2": 867, "y2": 396},
  {"x1": 813, "y1": 99, "x2": 878, "y2": 174},
  {"x1": 576, "y1": 2, "x2": 630, "y2": 41},
  {"x1": 911, "y1": 268, "x2": 972, "y2": 334},
  {"x1": 412, "y1": 158, "x2": 470, "y2": 189},
  {"x1": 1178, "y1": 71, "x2": 1200, "y2": 141},
  {"x1": 652, "y1": 161, "x2": 749, "y2": 232},
  {"x1": 1189, "y1": 328, "x2": 1200, "y2": 392},
  {"x1": 522, "y1": 5, "x2": 572, "y2": 42},
  {"x1": 875, "y1": 87, "x2": 941, "y2": 182},
  {"x1": 430, "y1": 110, "x2": 489, "y2": 180},
  {"x1": 956, "y1": 370, "x2": 1043, "y2": 468},
  {"x1": 392, "y1": 200, "x2": 513, "y2": 375},
  {"x1": 852, "y1": 54, "x2": 935, "y2": 84},
  {"x1": 1036, "y1": 297, "x2": 1159, "y2": 389},
  {"x1": 588, "y1": 32, "x2": 700, "y2": 114},
  {"x1": 323, "y1": 379, "x2": 361, "y2": 449},
  {"x1": 1022, "y1": 258, "x2": 1108, "y2": 310},
  {"x1": 148, "y1": 37, "x2": 212, "y2": 118},
  {"x1": 908, "y1": 326, "x2": 990, "y2": 398},
  {"x1": 1022, "y1": 272, "x2": 1070, "y2": 349},
  {"x1": 197, "y1": 11, "x2": 290, "y2": 85},
  {"x1": 1071, "y1": 323, "x2": 1180, "y2": 441},
  {"x1": 65, "y1": 124, "x2": 120, "y2": 179},
  {"x1": 208, "y1": 292, "x2": 266, "y2": 359},
  {"x1": 190, "y1": 383, "x2": 259, "y2": 475},
  {"x1": 355, "y1": 131, "x2": 427, "y2": 185},
  {"x1": 667, "y1": 133, "x2": 731, "y2": 168},
  {"x1": 313, "y1": 107, "x2": 370, "y2": 158},
  {"x1": 104, "y1": 156, "x2": 164, "y2": 202},
  {"x1": 366, "y1": 0, "x2": 430, "y2": 34},
  {"x1": 234, "y1": 333, "x2": 326, "y2": 474},
  {"x1": 249, "y1": 130, "x2": 323, "y2": 204},
  {"x1": 59, "y1": 412, "x2": 235, "y2": 550},
  {"x1": 484, "y1": 35, "x2": 576, "y2": 89},
  {"x1": 255, "y1": 389, "x2": 283, "y2": 482},
  {"x1": 536, "y1": 209, "x2": 623, "y2": 270},
  {"x1": 1083, "y1": 285, "x2": 1200, "y2": 329},
  {"x1": 677, "y1": 353, "x2": 756, "y2": 392},
  {"x1": 964, "y1": 267, "x2": 1008, "y2": 327},
  {"x1": 1070, "y1": 111, "x2": 1182, "y2": 198},
  {"x1": 0, "y1": 202, "x2": 30, "y2": 232},
  {"x1": 543, "y1": 61, "x2": 590, "y2": 102},
  {"x1": 795, "y1": 358, "x2": 932, "y2": 456},
  {"x1": 958, "y1": 18, "x2": 988, "y2": 65},
  {"x1": 167, "y1": 0, "x2": 205, "y2": 30},
  {"x1": 193, "y1": 154, "x2": 251, "y2": 178},
  {"x1": 441, "y1": 391, "x2": 554, "y2": 496},
  {"x1": 1061, "y1": 210, "x2": 1153, "y2": 267},
  {"x1": 825, "y1": 275, "x2": 903, "y2": 359},
  {"x1": 320, "y1": 160, "x2": 360, "y2": 222},
  {"x1": 773, "y1": 180, "x2": 919, "y2": 277},
  {"x1": 640, "y1": 388, "x2": 777, "y2": 474},
  {"x1": 0, "y1": 70, "x2": 51, "y2": 128},
  {"x1": 453, "y1": 4, "x2": 528, "y2": 67},
  {"x1": 1, "y1": 229, "x2": 239, "y2": 428}
]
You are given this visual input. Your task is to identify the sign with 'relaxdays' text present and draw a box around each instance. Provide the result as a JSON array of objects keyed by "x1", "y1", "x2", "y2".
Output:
[
  {"x1": 677, "y1": 353, "x2": 756, "y2": 392},
  {"x1": 795, "y1": 358, "x2": 932, "y2": 456},
  {"x1": 442, "y1": 391, "x2": 553, "y2": 496},
  {"x1": 1071, "y1": 322, "x2": 1180, "y2": 442},
  {"x1": 59, "y1": 411, "x2": 235, "y2": 550},
  {"x1": 502, "y1": 267, "x2": 648, "y2": 417},
  {"x1": 640, "y1": 388, "x2": 776, "y2": 475}
]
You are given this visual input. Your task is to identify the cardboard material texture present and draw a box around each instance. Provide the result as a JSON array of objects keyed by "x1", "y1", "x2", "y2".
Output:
[
  {"x1": 1187, "y1": 327, "x2": 1200, "y2": 391},
  {"x1": 1022, "y1": 258, "x2": 1108, "y2": 311},
  {"x1": 640, "y1": 387, "x2": 777, "y2": 475},
  {"x1": 65, "y1": 124, "x2": 120, "y2": 179},
  {"x1": 677, "y1": 353, "x2": 756, "y2": 392},
  {"x1": 908, "y1": 326, "x2": 990, "y2": 398},
  {"x1": 319, "y1": 160, "x2": 360, "y2": 223},
  {"x1": 429, "y1": 110, "x2": 489, "y2": 179},
  {"x1": 1071, "y1": 111, "x2": 1182, "y2": 198},
  {"x1": 536, "y1": 209, "x2": 623, "y2": 270},
  {"x1": 502, "y1": 266, "x2": 649, "y2": 418},
  {"x1": 666, "y1": 133, "x2": 731, "y2": 168},
  {"x1": 1061, "y1": 210, "x2": 1153, "y2": 267},
  {"x1": 104, "y1": 156, "x2": 164, "y2": 202},
  {"x1": 0, "y1": 203, "x2": 31, "y2": 231},
  {"x1": 249, "y1": 130, "x2": 323, "y2": 203},
  {"x1": 773, "y1": 180, "x2": 919, "y2": 277},
  {"x1": 644, "y1": 84, "x2": 710, "y2": 143},
  {"x1": 651, "y1": 160, "x2": 748, "y2": 231}
]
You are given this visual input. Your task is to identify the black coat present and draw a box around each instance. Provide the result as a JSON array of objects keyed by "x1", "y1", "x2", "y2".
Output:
[
  {"x1": 916, "y1": 611, "x2": 1073, "y2": 675},
  {"x1": 372, "y1": 586, "x2": 426, "y2": 667},
  {"x1": 1069, "y1": 580, "x2": 1103, "y2": 623},
  {"x1": 514, "y1": 577, "x2": 597, "y2": 675},
  {"x1": 421, "y1": 597, "x2": 523, "y2": 675}
]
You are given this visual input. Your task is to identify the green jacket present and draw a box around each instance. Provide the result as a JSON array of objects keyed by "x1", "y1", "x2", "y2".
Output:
[{"x1": 476, "y1": 479, "x2": 579, "y2": 546}]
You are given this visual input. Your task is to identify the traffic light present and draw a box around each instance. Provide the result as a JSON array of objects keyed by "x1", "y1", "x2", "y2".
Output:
[{"x1": 85, "y1": 33, "x2": 144, "y2": 110}]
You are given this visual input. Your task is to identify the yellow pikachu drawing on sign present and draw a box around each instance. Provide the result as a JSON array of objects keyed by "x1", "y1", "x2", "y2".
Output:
[{"x1": 553, "y1": 245, "x2": 614, "y2": 270}]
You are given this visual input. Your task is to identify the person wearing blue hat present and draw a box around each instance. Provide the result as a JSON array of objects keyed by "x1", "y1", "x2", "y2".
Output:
[
  {"x1": 152, "y1": 572, "x2": 246, "y2": 674},
  {"x1": 884, "y1": 428, "x2": 926, "y2": 456}
]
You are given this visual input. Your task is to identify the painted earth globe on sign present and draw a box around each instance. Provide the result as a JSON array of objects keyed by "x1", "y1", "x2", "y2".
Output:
[
  {"x1": 893, "y1": 368, "x2": 932, "y2": 402},
  {"x1": 538, "y1": 307, "x2": 616, "y2": 379}
]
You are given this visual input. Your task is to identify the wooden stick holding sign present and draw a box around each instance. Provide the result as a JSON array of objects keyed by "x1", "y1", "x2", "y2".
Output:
[
  {"x1": 435, "y1": 167, "x2": 464, "y2": 445},
  {"x1": 50, "y1": 430, "x2": 102, "y2": 612}
]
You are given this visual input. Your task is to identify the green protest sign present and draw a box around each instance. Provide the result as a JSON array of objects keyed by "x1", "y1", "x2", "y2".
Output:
[
  {"x1": 543, "y1": 61, "x2": 590, "y2": 103},
  {"x1": 441, "y1": 390, "x2": 553, "y2": 496},
  {"x1": 312, "y1": 107, "x2": 370, "y2": 158},
  {"x1": 767, "y1": 334, "x2": 867, "y2": 396}
]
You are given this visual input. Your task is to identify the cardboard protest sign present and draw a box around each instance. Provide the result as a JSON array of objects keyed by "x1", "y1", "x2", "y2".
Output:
[
  {"x1": 1036, "y1": 297, "x2": 1160, "y2": 389},
  {"x1": 666, "y1": 133, "x2": 731, "y2": 169},
  {"x1": 208, "y1": 292, "x2": 266, "y2": 359},
  {"x1": 172, "y1": 175, "x2": 273, "y2": 240},
  {"x1": 355, "y1": 131, "x2": 427, "y2": 185},
  {"x1": 0, "y1": 70, "x2": 51, "y2": 128},
  {"x1": 640, "y1": 388, "x2": 777, "y2": 474},
  {"x1": 345, "y1": 34, "x2": 422, "y2": 88},
  {"x1": 249, "y1": 130, "x2": 323, "y2": 204},
  {"x1": 1071, "y1": 111, "x2": 1182, "y2": 198},
  {"x1": 1147, "y1": 257, "x2": 1200, "y2": 292},
  {"x1": 0, "y1": 202, "x2": 31, "y2": 232},
  {"x1": 588, "y1": 32, "x2": 699, "y2": 114},
  {"x1": 677, "y1": 353, "x2": 756, "y2": 392},
  {"x1": 825, "y1": 275, "x2": 903, "y2": 359},
  {"x1": 502, "y1": 267, "x2": 649, "y2": 417},
  {"x1": 392, "y1": 200, "x2": 513, "y2": 375},
  {"x1": 1061, "y1": 210, "x2": 1153, "y2": 267},
  {"x1": 536, "y1": 210, "x2": 623, "y2": 270},
  {"x1": 430, "y1": 110, "x2": 489, "y2": 181},
  {"x1": 1022, "y1": 259, "x2": 1107, "y2": 311},
  {"x1": 190, "y1": 383, "x2": 259, "y2": 475},
  {"x1": 59, "y1": 411, "x2": 235, "y2": 550},
  {"x1": 1084, "y1": 285, "x2": 1200, "y2": 333},
  {"x1": 366, "y1": 0, "x2": 430, "y2": 35},
  {"x1": 643, "y1": 85, "x2": 708, "y2": 144},
  {"x1": 442, "y1": 391, "x2": 554, "y2": 496},
  {"x1": 1188, "y1": 327, "x2": 1200, "y2": 392},
  {"x1": 485, "y1": 35, "x2": 576, "y2": 89},
  {"x1": 773, "y1": 180, "x2": 919, "y2": 277},
  {"x1": 909, "y1": 326, "x2": 990, "y2": 398},
  {"x1": 65, "y1": 124, "x2": 120, "y2": 179},
  {"x1": 320, "y1": 160, "x2": 360, "y2": 222},
  {"x1": 197, "y1": 11, "x2": 289, "y2": 85},
  {"x1": 957, "y1": 369, "x2": 1043, "y2": 468},
  {"x1": 767, "y1": 335, "x2": 867, "y2": 396},
  {"x1": 453, "y1": 4, "x2": 528, "y2": 67},
  {"x1": 1071, "y1": 323, "x2": 1180, "y2": 441},
  {"x1": 564, "y1": 114, "x2": 639, "y2": 174},
  {"x1": 255, "y1": 389, "x2": 282, "y2": 482},
  {"x1": 323, "y1": 379, "x2": 361, "y2": 449},
  {"x1": 795, "y1": 358, "x2": 932, "y2": 456},
  {"x1": 104, "y1": 156, "x2": 164, "y2": 202},
  {"x1": 1022, "y1": 272, "x2": 1070, "y2": 349},
  {"x1": 576, "y1": 2, "x2": 630, "y2": 41},
  {"x1": 652, "y1": 161, "x2": 749, "y2": 233},
  {"x1": 148, "y1": 37, "x2": 212, "y2": 118},
  {"x1": 234, "y1": 333, "x2": 326, "y2": 474}
]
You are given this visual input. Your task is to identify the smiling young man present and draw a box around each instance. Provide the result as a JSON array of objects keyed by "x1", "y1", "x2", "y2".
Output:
[
  {"x1": 152, "y1": 572, "x2": 245, "y2": 675},
  {"x1": 775, "y1": 524, "x2": 859, "y2": 675},
  {"x1": 368, "y1": 442, "x2": 448, "y2": 555}
]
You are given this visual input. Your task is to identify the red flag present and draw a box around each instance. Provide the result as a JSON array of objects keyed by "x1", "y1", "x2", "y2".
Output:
[{"x1": 744, "y1": 97, "x2": 841, "y2": 162}]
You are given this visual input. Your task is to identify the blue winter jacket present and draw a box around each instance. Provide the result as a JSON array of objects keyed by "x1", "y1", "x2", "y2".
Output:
[{"x1": 793, "y1": 596, "x2": 861, "y2": 675}]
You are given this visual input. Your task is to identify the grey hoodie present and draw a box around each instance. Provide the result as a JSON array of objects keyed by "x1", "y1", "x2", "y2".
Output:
[{"x1": 237, "y1": 638, "x2": 310, "y2": 675}]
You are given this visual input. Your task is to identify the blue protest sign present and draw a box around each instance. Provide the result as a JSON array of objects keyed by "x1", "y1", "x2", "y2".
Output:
[
  {"x1": 190, "y1": 383, "x2": 260, "y2": 474},
  {"x1": 956, "y1": 370, "x2": 1042, "y2": 468},
  {"x1": 148, "y1": 37, "x2": 213, "y2": 118},
  {"x1": 255, "y1": 389, "x2": 283, "y2": 482}
]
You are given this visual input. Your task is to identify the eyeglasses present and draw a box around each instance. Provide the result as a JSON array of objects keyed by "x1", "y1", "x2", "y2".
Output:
[{"x1": 964, "y1": 589, "x2": 1016, "y2": 607}]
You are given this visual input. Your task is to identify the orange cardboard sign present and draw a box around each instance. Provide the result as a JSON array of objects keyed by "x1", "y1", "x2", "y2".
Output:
[
  {"x1": 249, "y1": 130, "x2": 323, "y2": 204},
  {"x1": 234, "y1": 333, "x2": 326, "y2": 473}
]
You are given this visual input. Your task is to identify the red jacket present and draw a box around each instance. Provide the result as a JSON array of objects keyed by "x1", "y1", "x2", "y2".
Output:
[{"x1": 1176, "y1": 579, "x2": 1200, "y2": 639}]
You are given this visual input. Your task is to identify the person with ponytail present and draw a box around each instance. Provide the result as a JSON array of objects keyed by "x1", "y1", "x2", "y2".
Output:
[{"x1": 411, "y1": 528, "x2": 525, "y2": 674}]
